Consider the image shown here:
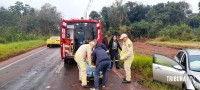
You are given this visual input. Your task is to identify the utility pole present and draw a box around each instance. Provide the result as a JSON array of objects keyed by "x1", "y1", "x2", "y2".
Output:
[{"x1": 84, "y1": 0, "x2": 93, "y2": 19}]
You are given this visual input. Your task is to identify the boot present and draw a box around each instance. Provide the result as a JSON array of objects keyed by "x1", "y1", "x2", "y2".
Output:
[
  {"x1": 122, "y1": 78, "x2": 131, "y2": 83},
  {"x1": 110, "y1": 61, "x2": 113, "y2": 69},
  {"x1": 82, "y1": 85, "x2": 90, "y2": 88},
  {"x1": 115, "y1": 60, "x2": 120, "y2": 69}
]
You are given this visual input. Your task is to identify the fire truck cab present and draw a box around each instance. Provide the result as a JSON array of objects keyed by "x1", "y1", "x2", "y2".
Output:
[{"x1": 60, "y1": 19, "x2": 103, "y2": 64}]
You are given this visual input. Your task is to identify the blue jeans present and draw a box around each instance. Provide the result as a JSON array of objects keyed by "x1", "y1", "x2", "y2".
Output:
[{"x1": 94, "y1": 60, "x2": 111, "y2": 89}]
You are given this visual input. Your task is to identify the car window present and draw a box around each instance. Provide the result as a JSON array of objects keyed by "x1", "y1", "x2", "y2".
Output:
[
  {"x1": 50, "y1": 37, "x2": 59, "y2": 40},
  {"x1": 77, "y1": 31, "x2": 85, "y2": 44},
  {"x1": 180, "y1": 54, "x2": 187, "y2": 69},
  {"x1": 189, "y1": 55, "x2": 200, "y2": 72},
  {"x1": 176, "y1": 51, "x2": 184, "y2": 60},
  {"x1": 153, "y1": 54, "x2": 179, "y2": 67}
]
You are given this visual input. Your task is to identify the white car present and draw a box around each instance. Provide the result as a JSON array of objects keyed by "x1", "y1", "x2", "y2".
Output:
[{"x1": 153, "y1": 49, "x2": 200, "y2": 90}]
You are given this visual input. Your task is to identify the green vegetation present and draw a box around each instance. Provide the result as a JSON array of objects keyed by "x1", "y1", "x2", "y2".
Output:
[
  {"x1": 147, "y1": 41, "x2": 200, "y2": 49},
  {"x1": 89, "y1": 0, "x2": 200, "y2": 41},
  {"x1": 0, "y1": 1, "x2": 61, "y2": 44},
  {"x1": 159, "y1": 24, "x2": 200, "y2": 41},
  {"x1": 0, "y1": 1, "x2": 59, "y2": 60},
  {"x1": 0, "y1": 40, "x2": 46, "y2": 61},
  {"x1": 119, "y1": 55, "x2": 180, "y2": 90}
]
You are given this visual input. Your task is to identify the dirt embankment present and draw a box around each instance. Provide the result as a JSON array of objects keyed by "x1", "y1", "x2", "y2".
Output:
[{"x1": 133, "y1": 42, "x2": 178, "y2": 58}]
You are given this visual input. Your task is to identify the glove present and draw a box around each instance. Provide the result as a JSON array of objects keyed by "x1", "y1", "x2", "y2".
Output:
[
  {"x1": 120, "y1": 56, "x2": 124, "y2": 60},
  {"x1": 106, "y1": 50, "x2": 109, "y2": 53},
  {"x1": 106, "y1": 50, "x2": 109, "y2": 55},
  {"x1": 90, "y1": 65, "x2": 96, "y2": 68},
  {"x1": 86, "y1": 60, "x2": 91, "y2": 66}
]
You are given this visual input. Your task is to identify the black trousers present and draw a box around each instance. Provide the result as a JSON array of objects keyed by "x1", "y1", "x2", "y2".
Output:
[{"x1": 110, "y1": 50, "x2": 119, "y2": 68}]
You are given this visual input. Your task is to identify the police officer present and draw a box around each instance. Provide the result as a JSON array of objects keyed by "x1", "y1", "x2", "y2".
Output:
[
  {"x1": 74, "y1": 41, "x2": 96, "y2": 88},
  {"x1": 119, "y1": 33, "x2": 134, "y2": 83}
]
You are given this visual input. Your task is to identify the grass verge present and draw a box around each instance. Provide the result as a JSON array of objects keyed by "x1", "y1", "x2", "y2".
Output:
[
  {"x1": 146, "y1": 41, "x2": 200, "y2": 49},
  {"x1": 119, "y1": 55, "x2": 180, "y2": 90},
  {"x1": 0, "y1": 40, "x2": 46, "y2": 62}
]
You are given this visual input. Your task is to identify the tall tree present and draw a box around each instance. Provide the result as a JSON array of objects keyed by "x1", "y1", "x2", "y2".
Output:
[
  {"x1": 8, "y1": 1, "x2": 35, "y2": 31},
  {"x1": 89, "y1": 11, "x2": 100, "y2": 19},
  {"x1": 23, "y1": 4, "x2": 35, "y2": 16},
  {"x1": 0, "y1": 2, "x2": 62, "y2": 43},
  {"x1": 100, "y1": 7, "x2": 110, "y2": 31},
  {"x1": 37, "y1": 3, "x2": 61, "y2": 35},
  {"x1": 187, "y1": 14, "x2": 200, "y2": 28},
  {"x1": 108, "y1": 0, "x2": 128, "y2": 32},
  {"x1": 126, "y1": 1, "x2": 150, "y2": 23},
  {"x1": 199, "y1": 2, "x2": 200, "y2": 10},
  {"x1": 9, "y1": 1, "x2": 24, "y2": 16},
  {"x1": 0, "y1": 7, "x2": 14, "y2": 27},
  {"x1": 147, "y1": 1, "x2": 192, "y2": 25}
]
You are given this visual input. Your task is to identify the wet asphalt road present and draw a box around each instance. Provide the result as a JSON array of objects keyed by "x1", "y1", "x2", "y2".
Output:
[{"x1": 0, "y1": 46, "x2": 147, "y2": 90}]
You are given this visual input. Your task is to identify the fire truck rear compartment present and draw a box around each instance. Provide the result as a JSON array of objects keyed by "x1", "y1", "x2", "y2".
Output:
[{"x1": 67, "y1": 22, "x2": 96, "y2": 55}]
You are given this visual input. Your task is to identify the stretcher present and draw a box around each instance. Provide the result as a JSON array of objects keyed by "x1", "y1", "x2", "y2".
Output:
[{"x1": 84, "y1": 62, "x2": 103, "y2": 84}]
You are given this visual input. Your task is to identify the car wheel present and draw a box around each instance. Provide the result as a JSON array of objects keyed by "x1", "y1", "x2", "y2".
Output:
[
  {"x1": 87, "y1": 77, "x2": 93, "y2": 85},
  {"x1": 64, "y1": 58, "x2": 69, "y2": 65},
  {"x1": 49, "y1": 44, "x2": 52, "y2": 48},
  {"x1": 63, "y1": 59, "x2": 70, "y2": 69},
  {"x1": 47, "y1": 44, "x2": 50, "y2": 47}
]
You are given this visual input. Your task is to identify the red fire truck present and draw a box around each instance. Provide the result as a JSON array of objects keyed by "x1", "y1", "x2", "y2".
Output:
[{"x1": 60, "y1": 18, "x2": 103, "y2": 64}]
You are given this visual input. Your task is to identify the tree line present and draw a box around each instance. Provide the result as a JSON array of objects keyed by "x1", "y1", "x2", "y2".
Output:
[
  {"x1": 0, "y1": 1, "x2": 61, "y2": 43},
  {"x1": 89, "y1": 0, "x2": 200, "y2": 41}
]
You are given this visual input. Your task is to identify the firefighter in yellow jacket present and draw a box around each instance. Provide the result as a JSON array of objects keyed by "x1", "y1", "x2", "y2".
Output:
[
  {"x1": 74, "y1": 41, "x2": 96, "y2": 88},
  {"x1": 119, "y1": 33, "x2": 134, "y2": 83}
]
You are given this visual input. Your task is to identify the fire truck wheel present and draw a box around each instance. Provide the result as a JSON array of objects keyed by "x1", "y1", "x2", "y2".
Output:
[{"x1": 64, "y1": 59, "x2": 70, "y2": 65}]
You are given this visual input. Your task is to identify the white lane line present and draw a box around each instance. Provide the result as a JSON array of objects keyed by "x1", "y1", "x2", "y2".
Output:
[
  {"x1": 0, "y1": 48, "x2": 47, "y2": 71},
  {"x1": 46, "y1": 86, "x2": 51, "y2": 89},
  {"x1": 57, "y1": 62, "x2": 64, "y2": 73},
  {"x1": 55, "y1": 62, "x2": 64, "y2": 74}
]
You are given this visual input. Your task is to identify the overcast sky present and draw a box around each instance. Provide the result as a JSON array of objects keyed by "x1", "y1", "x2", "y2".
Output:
[{"x1": 0, "y1": 0, "x2": 199, "y2": 19}]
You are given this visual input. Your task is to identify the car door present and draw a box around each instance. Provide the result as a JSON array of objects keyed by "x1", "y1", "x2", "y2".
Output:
[{"x1": 153, "y1": 54, "x2": 185, "y2": 87}]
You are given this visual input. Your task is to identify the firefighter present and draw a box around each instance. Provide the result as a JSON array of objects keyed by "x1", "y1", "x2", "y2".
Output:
[
  {"x1": 74, "y1": 41, "x2": 96, "y2": 88},
  {"x1": 119, "y1": 33, "x2": 134, "y2": 83}
]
